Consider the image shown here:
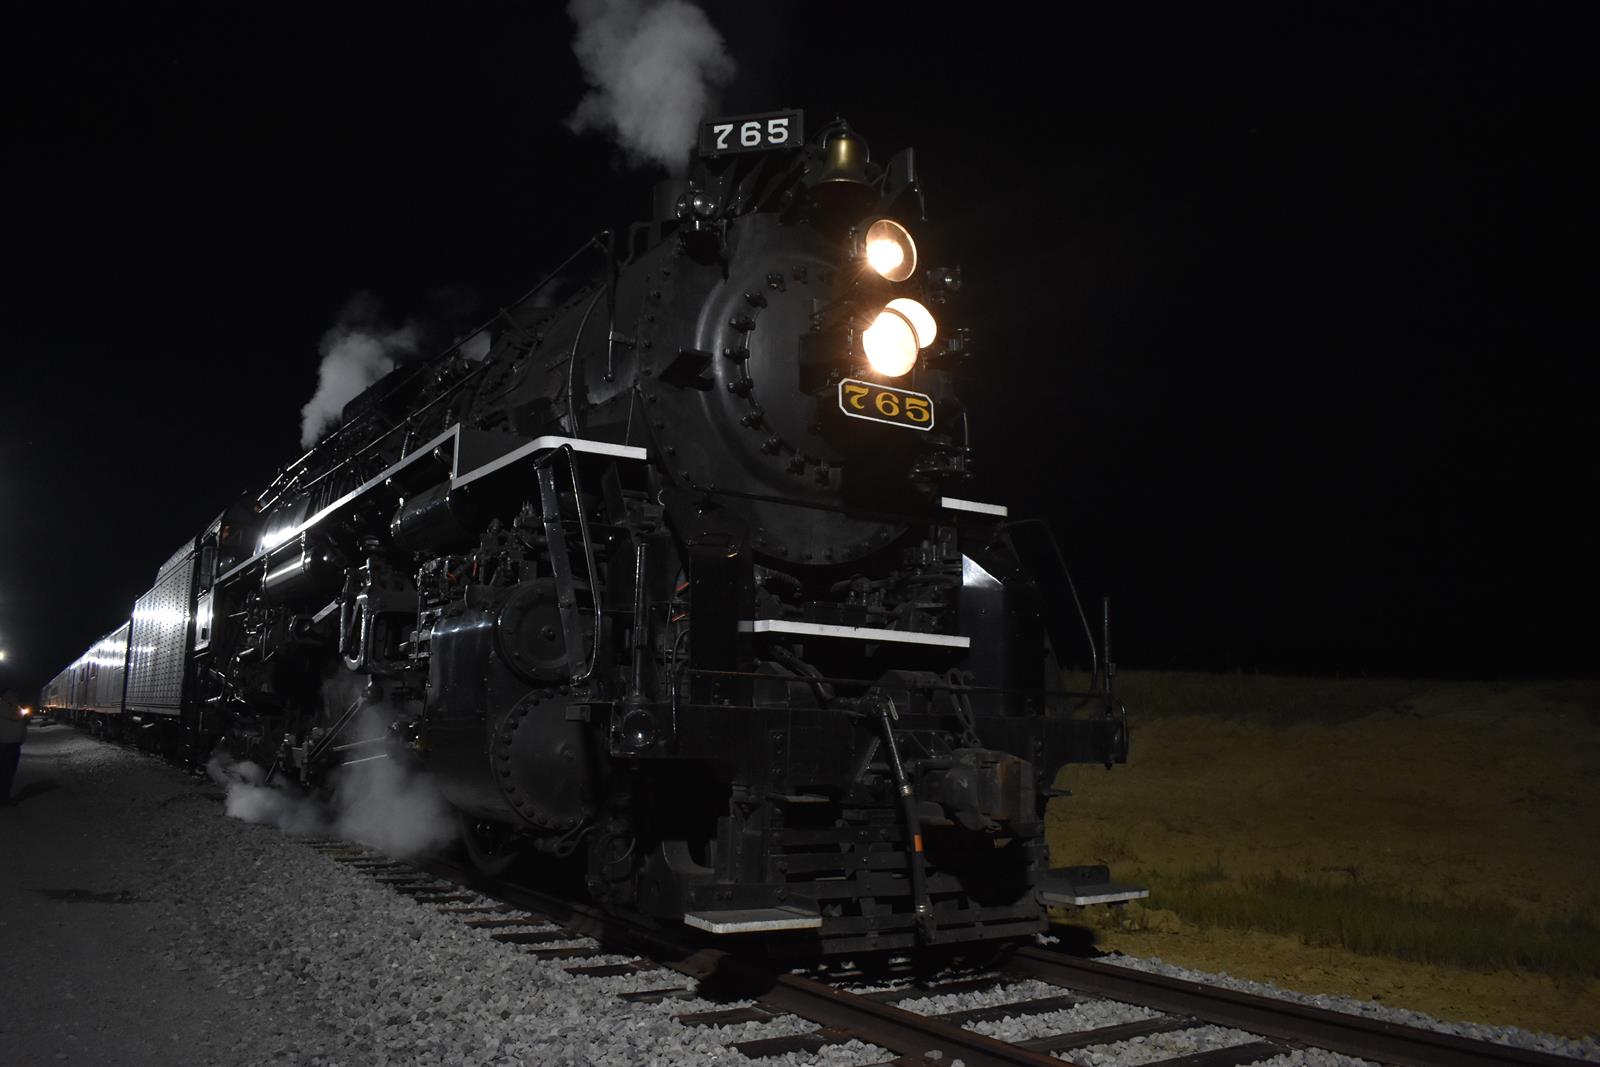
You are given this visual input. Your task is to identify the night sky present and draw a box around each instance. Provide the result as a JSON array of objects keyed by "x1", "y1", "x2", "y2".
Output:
[{"x1": 3, "y1": 3, "x2": 1593, "y2": 695}]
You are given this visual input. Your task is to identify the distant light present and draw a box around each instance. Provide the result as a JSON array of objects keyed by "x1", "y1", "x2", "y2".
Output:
[{"x1": 862, "y1": 309, "x2": 919, "y2": 377}]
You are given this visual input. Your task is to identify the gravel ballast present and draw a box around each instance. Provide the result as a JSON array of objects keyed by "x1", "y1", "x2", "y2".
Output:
[
  {"x1": 3, "y1": 725, "x2": 894, "y2": 1066},
  {"x1": 5, "y1": 724, "x2": 1596, "y2": 1067},
  {"x1": 1097, "y1": 952, "x2": 1600, "y2": 1064}
]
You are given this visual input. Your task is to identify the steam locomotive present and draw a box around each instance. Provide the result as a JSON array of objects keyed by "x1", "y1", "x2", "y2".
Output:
[{"x1": 43, "y1": 113, "x2": 1136, "y2": 954}]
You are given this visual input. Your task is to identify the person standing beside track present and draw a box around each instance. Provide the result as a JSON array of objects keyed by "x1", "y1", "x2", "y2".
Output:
[{"x1": 0, "y1": 689, "x2": 26, "y2": 805}]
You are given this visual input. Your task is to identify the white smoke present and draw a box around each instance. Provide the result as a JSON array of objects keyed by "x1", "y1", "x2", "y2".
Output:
[
  {"x1": 207, "y1": 752, "x2": 329, "y2": 835},
  {"x1": 566, "y1": 0, "x2": 735, "y2": 172},
  {"x1": 206, "y1": 709, "x2": 458, "y2": 858},
  {"x1": 330, "y1": 749, "x2": 458, "y2": 857},
  {"x1": 298, "y1": 294, "x2": 421, "y2": 448}
]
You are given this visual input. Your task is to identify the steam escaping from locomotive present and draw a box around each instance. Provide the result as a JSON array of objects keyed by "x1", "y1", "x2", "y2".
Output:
[
  {"x1": 299, "y1": 295, "x2": 421, "y2": 447},
  {"x1": 207, "y1": 752, "x2": 328, "y2": 834},
  {"x1": 207, "y1": 728, "x2": 456, "y2": 858},
  {"x1": 565, "y1": 0, "x2": 734, "y2": 171},
  {"x1": 328, "y1": 711, "x2": 458, "y2": 857}
]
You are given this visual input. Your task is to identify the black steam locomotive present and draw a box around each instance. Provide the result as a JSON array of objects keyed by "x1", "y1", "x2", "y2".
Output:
[{"x1": 44, "y1": 113, "x2": 1135, "y2": 953}]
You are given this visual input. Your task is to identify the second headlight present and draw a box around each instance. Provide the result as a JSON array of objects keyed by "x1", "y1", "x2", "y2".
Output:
[
  {"x1": 885, "y1": 297, "x2": 937, "y2": 349},
  {"x1": 861, "y1": 298, "x2": 938, "y2": 377}
]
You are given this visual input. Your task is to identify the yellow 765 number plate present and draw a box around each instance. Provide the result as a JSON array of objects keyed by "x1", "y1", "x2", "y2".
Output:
[{"x1": 837, "y1": 378, "x2": 935, "y2": 431}]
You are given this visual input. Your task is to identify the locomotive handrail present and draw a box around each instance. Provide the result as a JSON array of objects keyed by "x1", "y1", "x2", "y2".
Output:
[
  {"x1": 259, "y1": 232, "x2": 613, "y2": 510},
  {"x1": 993, "y1": 519, "x2": 1103, "y2": 695},
  {"x1": 533, "y1": 444, "x2": 605, "y2": 684},
  {"x1": 221, "y1": 427, "x2": 646, "y2": 586},
  {"x1": 281, "y1": 361, "x2": 490, "y2": 506},
  {"x1": 565, "y1": 287, "x2": 606, "y2": 435},
  {"x1": 673, "y1": 481, "x2": 1006, "y2": 528},
  {"x1": 219, "y1": 423, "x2": 466, "y2": 583},
  {"x1": 258, "y1": 358, "x2": 471, "y2": 509},
  {"x1": 682, "y1": 666, "x2": 1114, "y2": 707}
]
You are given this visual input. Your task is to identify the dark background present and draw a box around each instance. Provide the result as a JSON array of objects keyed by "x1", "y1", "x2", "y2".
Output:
[{"x1": 3, "y1": 3, "x2": 1593, "y2": 695}]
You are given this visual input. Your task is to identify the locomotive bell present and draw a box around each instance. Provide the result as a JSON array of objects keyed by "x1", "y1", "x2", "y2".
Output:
[{"x1": 813, "y1": 124, "x2": 872, "y2": 193}]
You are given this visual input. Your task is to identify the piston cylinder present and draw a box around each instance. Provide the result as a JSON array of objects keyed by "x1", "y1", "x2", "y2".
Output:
[
  {"x1": 260, "y1": 536, "x2": 341, "y2": 604},
  {"x1": 391, "y1": 484, "x2": 476, "y2": 554}
]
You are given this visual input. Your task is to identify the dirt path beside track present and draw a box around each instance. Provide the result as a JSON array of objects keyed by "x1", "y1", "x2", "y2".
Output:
[{"x1": 0, "y1": 723, "x2": 328, "y2": 1066}]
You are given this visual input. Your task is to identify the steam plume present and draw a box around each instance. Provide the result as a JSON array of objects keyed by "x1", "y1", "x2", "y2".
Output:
[
  {"x1": 299, "y1": 293, "x2": 420, "y2": 448},
  {"x1": 207, "y1": 711, "x2": 457, "y2": 858},
  {"x1": 566, "y1": 0, "x2": 735, "y2": 172},
  {"x1": 328, "y1": 709, "x2": 458, "y2": 857},
  {"x1": 207, "y1": 753, "x2": 328, "y2": 835},
  {"x1": 207, "y1": 753, "x2": 327, "y2": 835}
]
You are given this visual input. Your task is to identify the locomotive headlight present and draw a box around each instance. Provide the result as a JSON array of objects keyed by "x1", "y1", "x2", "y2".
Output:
[
  {"x1": 862, "y1": 308, "x2": 920, "y2": 377},
  {"x1": 886, "y1": 298, "x2": 937, "y2": 349},
  {"x1": 866, "y1": 236, "x2": 905, "y2": 277},
  {"x1": 862, "y1": 297, "x2": 938, "y2": 377},
  {"x1": 862, "y1": 218, "x2": 917, "y2": 282}
]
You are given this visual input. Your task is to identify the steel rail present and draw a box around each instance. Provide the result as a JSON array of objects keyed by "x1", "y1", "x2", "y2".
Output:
[
  {"x1": 440, "y1": 855, "x2": 1595, "y2": 1067},
  {"x1": 677, "y1": 956, "x2": 1075, "y2": 1067},
  {"x1": 404, "y1": 853, "x2": 1594, "y2": 1067},
  {"x1": 74, "y1": 730, "x2": 1597, "y2": 1067},
  {"x1": 1006, "y1": 945, "x2": 1590, "y2": 1067},
  {"x1": 414, "y1": 856, "x2": 1079, "y2": 1066}
]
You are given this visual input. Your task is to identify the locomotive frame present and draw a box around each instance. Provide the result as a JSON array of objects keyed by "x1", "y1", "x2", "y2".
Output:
[{"x1": 43, "y1": 114, "x2": 1140, "y2": 954}]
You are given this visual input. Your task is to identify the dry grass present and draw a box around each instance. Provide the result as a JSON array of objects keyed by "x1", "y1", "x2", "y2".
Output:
[
  {"x1": 1047, "y1": 671, "x2": 1600, "y2": 1034},
  {"x1": 1066, "y1": 670, "x2": 1600, "y2": 727},
  {"x1": 1145, "y1": 866, "x2": 1600, "y2": 978}
]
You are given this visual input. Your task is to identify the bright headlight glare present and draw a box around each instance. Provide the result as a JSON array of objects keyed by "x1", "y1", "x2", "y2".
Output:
[
  {"x1": 862, "y1": 309, "x2": 919, "y2": 377},
  {"x1": 886, "y1": 298, "x2": 937, "y2": 348},
  {"x1": 867, "y1": 239, "x2": 904, "y2": 276},
  {"x1": 862, "y1": 219, "x2": 917, "y2": 282}
]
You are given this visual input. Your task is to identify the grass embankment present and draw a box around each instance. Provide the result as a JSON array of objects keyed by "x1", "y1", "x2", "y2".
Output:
[
  {"x1": 1155, "y1": 866, "x2": 1600, "y2": 978},
  {"x1": 1048, "y1": 672, "x2": 1600, "y2": 1036}
]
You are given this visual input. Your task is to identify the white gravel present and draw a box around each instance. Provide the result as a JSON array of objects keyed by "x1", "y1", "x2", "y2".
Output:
[
  {"x1": 1069, "y1": 1024, "x2": 1262, "y2": 1065},
  {"x1": 1248, "y1": 1053, "x2": 1380, "y2": 1067},
  {"x1": 1097, "y1": 952, "x2": 1600, "y2": 1064},
  {"x1": 8, "y1": 728, "x2": 1595, "y2": 1067},
  {"x1": 892, "y1": 977, "x2": 1069, "y2": 1016},
  {"x1": 195, "y1": 825, "x2": 899, "y2": 1066},
  {"x1": 5, "y1": 727, "x2": 898, "y2": 1066},
  {"x1": 962, "y1": 998, "x2": 1160, "y2": 1044}
]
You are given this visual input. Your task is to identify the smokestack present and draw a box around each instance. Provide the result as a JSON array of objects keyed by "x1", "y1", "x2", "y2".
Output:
[{"x1": 653, "y1": 176, "x2": 687, "y2": 224}]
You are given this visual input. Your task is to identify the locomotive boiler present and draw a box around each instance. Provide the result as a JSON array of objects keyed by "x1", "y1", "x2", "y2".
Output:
[{"x1": 44, "y1": 113, "x2": 1136, "y2": 953}]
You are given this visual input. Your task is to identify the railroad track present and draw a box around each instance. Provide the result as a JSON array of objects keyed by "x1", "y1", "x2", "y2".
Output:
[{"x1": 304, "y1": 839, "x2": 1594, "y2": 1067}]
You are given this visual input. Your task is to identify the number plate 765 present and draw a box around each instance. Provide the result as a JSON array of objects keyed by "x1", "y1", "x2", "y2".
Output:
[
  {"x1": 837, "y1": 378, "x2": 935, "y2": 431},
  {"x1": 699, "y1": 110, "x2": 804, "y2": 156}
]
